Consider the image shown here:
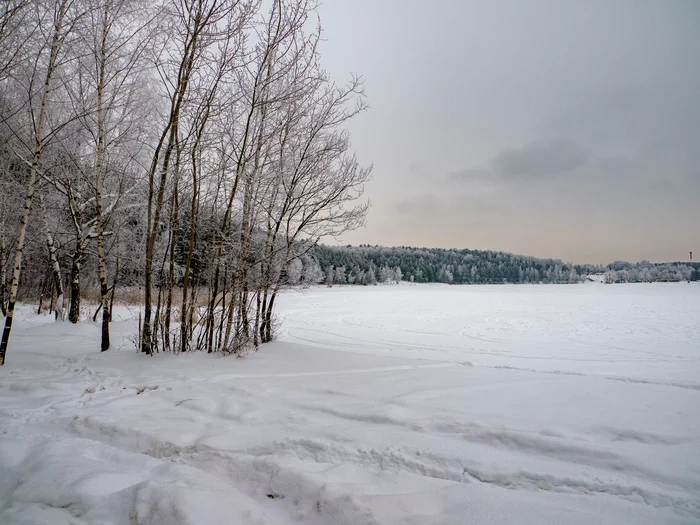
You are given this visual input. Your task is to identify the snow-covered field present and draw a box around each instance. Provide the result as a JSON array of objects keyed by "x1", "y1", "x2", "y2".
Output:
[{"x1": 1, "y1": 283, "x2": 699, "y2": 524}]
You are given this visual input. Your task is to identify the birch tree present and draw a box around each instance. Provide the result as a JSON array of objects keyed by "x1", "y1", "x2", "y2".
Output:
[
  {"x1": 0, "y1": 0, "x2": 81, "y2": 365},
  {"x1": 74, "y1": 0, "x2": 154, "y2": 349}
]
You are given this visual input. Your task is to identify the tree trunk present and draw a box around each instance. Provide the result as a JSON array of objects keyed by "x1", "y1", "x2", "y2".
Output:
[
  {"x1": 253, "y1": 288, "x2": 261, "y2": 348},
  {"x1": 37, "y1": 266, "x2": 50, "y2": 315},
  {"x1": 259, "y1": 288, "x2": 268, "y2": 344},
  {"x1": 0, "y1": 235, "x2": 7, "y2": 317},
  {"x1": 216, "y1": 267, "x2": 227, "y2": 351},
  {"x1": 264, "y1": 290, "x2": 277, "y2": 343},
  {"x1": 153, "y1": 267, "x2": 163, "y2": 352},
  {"x1": 40, "y1": 195, "x2": 63, "y2": 321},
  {"x1": 94, "y1": 9, "x2": 110, "y2": 351},
  {"x1": 164, "y1": 180, "x2": 178, "y2": 352},
  {"x1": 179, "y1": 171, "x2": 197, "y2": 353},
  {"x1": 206, "y1": 246, "x2": 220, "y2": 354},
  {"x1": 164, "y1": 222, "x2": 175, "y2": 352},
  {"x1": 68, "y1": 243, "x2": 83, "y2": 324},
  {"x1": 222, "y1": 284, "x2": 236, "y2": 352},
  {"x1": 108, "y1": 274, "x2": 116, "y2": 322},
  {"x1": 49, "y1": 277, "x2": 56, "y2": 314}
]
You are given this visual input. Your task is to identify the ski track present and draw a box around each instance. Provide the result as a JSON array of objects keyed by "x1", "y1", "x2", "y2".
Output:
[
  {"x1": 2, "y1": 284, "x2": 700, "y2": 524},
  {"x1": 18, "y1": 370, "x2": 699, "y2": 519},
  {"x1": 4, "y1": 348, "x2": 700, "y2": 521}
]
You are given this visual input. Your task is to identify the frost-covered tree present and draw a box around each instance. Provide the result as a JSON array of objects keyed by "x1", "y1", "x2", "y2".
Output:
[
  {"x1": 0, "y1": 0, "x2": 86, "y2": 365},
  {"x1": 334, "y1": 266, "x2": 346, "y2": 285},
  {"x1": 302, "y1": 256, "x2": 324, "y2": 284},
  {"x1": 310, "y1": 244, "x2": 595, "y2": 286},
  {"x1": 378, "y1": 265, "x2": 391, "y2": 283},
  {"x1": 0, "y1": 0, "x2": 371, "y2": 361}
]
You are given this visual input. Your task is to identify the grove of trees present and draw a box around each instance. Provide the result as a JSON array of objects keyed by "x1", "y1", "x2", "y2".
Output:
[{"x1": 0, "y1": 0, "x2": 371, "y2": 364}]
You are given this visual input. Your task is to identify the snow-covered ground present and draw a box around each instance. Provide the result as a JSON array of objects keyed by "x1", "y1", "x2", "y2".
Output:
[{"x1": 1, "y1": 283, "x2": 699, "y2": 524}]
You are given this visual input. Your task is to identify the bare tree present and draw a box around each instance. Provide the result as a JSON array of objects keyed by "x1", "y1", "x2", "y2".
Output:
[
  {"x1": 256, "y1": 74, "x2": 371, "y2": 343},
  {"x1": 0, "y1": 0, "x2": 80, "y2": 365},
  {"x1": 141, "y1": 0, "x2": 253, "y2": 355},
  {"x1": 0, "y1": 0, "x2": 370, "y2": 361},
  {"x1": 75, "y1": 0, "x2": 154, "y2": 349}
]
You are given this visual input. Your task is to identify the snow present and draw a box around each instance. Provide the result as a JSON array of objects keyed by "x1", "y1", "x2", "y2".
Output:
[{"x1": 1, "y1": 283, "x2": 699, "y2": 524}]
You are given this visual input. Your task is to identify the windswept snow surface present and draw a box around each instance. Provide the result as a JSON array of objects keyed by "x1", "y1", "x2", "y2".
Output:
[{"x1": 1, "y1": 283, "x2": 699, "y2": 524}]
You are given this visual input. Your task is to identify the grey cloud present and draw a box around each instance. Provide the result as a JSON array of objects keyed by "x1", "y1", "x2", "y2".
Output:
[
  {"x1": 451, "y1": 138, "x2": 589, "y2": 183},
  {"x1": 452, "y1": 130, "x2": 699, "y2": 193},
  {"x1": 492, "y1": 139, "x2": 589, "y2": 179}
]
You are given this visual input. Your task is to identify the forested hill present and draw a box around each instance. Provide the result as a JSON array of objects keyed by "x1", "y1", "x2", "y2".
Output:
[{"x1": 311, "y1": 245, "x2": 598, "y2": 285}]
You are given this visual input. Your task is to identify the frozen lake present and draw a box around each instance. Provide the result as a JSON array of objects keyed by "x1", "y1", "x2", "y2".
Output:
[
  {"x1": 278, "y1": 282, "x2": 700, "y2": 384},
  {"x1": 1, "y1": 282, "x2": 699, "y2": 524}
]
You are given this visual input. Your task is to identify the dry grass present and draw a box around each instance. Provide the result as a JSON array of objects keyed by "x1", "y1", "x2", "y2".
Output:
[
  {"x1": 80, "y1": 286, "x2": 214, "y2": 308},
  {"x1": 23, "y1": 286, "x2": 232, "y2": 327}
]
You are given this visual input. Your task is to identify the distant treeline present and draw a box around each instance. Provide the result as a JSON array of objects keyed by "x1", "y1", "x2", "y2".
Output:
[
  {"x1": 310, "y1": 245, "x2": 592, "y2": 285},
  {"x1": 604, "y1": 261, "x2": 699, "y2": 283},
  {"x1": 309, "y1": 245, "x2": 699, "y2": 285}
]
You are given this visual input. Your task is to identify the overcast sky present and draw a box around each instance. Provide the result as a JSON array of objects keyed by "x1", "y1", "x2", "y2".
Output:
[{"x1": 316, "y1": 0, "x2": 699, "y2": 264}]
